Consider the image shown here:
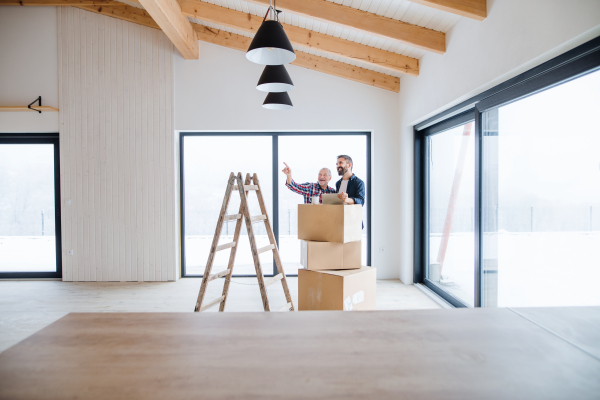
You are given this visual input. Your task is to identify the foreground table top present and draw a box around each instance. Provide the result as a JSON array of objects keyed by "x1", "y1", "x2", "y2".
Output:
[{"x1": 1, "y1": 307, "x2": 599, "y2": 400}]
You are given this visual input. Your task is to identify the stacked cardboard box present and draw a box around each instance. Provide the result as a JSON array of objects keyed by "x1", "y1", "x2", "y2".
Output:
[{"x1": 297, "y1": 204, "x2": 376, "y2": 311}]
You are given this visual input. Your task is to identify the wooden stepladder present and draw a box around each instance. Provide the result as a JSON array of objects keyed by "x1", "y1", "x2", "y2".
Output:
[{"x1": 194, "y1": 172, "x2": 295, "y2": 312}]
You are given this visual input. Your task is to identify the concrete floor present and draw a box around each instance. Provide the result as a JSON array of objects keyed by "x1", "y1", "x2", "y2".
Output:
[{"x1": 0, "y1": 278, "x2": 439, "y2": 352}]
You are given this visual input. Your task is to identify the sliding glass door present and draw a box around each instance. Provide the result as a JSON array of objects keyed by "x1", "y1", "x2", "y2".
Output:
[
  {"x1": 0, "y1": 134, "x2": 62, "y2": 279},
  {"x1": 278, "y1": 135, "x2": 368, "y2": 275},
  {"x1": 427, "y1": 121, "x2": 475, "y2": 306},
  {"x1": 180, "y1": 132, "x2": 371, "y2": 277},
  {"x1": 481, "y1": 69, "x2": 600, "y2": 307},
  {"x1": 415, "y1": 37, "x2": 600, "y2": 307},
  {"x1": 181, "y1": 135, "x2": 273, "y2": 276}
]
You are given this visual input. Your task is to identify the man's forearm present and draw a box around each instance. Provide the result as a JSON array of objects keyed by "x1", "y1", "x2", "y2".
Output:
[
  {"x1": 286, "y1": 175, "x2": 292, "y2": 185},
  {"x1": 346, "y1": 198, "x2": 355, "y2": 204}
]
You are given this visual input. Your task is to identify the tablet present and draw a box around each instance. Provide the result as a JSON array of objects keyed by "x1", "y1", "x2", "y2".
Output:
[{"x1": 321, "y1": 193, "x2": 344, "y2": 205}]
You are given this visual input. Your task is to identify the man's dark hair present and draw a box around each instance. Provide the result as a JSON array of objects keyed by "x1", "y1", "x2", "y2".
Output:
[{"x1": 337, "y1": 155, "x2": 353, "y2": 169}]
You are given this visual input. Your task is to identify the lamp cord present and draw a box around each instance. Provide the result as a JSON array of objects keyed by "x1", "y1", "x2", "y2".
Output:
[
  {"x1": 262, "y1": 6, "x2": 271, "y2": 22},
  {"x1": 262, "y1": 0, "x2": 281, "y2": 23}
]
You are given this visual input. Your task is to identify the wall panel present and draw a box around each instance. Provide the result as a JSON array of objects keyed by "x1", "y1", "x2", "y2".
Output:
[{"x1": 58, "y1": 8, "x2": 176, "y2": 281}]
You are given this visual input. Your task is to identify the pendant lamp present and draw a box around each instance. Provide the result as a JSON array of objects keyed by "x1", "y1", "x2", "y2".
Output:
[
  {"x1": 257, "y1": 65, "x2": 294, "y2": 92},
  {"x1": 246, "y1": 5, "x2": 296, "y2": 65},
  {"x1": 263, "y1": 92, "x2": 293, "y2": 110}
]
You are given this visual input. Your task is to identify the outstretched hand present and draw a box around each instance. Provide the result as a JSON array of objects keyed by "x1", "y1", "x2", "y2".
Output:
[{"x1": 282, "y1": 162, "x2": 292, "y2": 176}]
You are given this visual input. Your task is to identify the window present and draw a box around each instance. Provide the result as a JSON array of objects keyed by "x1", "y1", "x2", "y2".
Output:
[
  {"x1": 278, "y1": 135, "x2": 369, "y2": 275},
  {"x1": 481, "y1": 69, "x2": 600, "y2": 307},
  {"x1": 181, "y1": 135, "x2": 273, "y2": 276},
  {"x1": 415, "y1": 36, "x2": 600, "y2": 307},
  {"x1": 427, "y1": 121, "x2": 475, "y2": 306},
  {"x1": 181, "y1": 132, "x2": 371, "y2": 277},
  {"x1": 0, "y1": 133, "x2": 62, "y2": 279}
]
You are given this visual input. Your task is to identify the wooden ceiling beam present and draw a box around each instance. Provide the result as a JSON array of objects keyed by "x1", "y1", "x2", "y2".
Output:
[
  {"x1": 75, "y1": 3, "x2": 159, "y2": 29},
  {"x1": 1, "y1": 0, "x2": 400, "y2": 92},
  {"x1": 193, "y1": 25, "x2": 399, "y2": 92},
  {"x1": 0, "y1": 0, "x2": 162, "y2": 29},
  {"x1": 136, "y1": 0, "x2": 198, "y2": 59},
  {"x1": 243, "y1": 0, "x2": 445, "y2": 54},
  {"x1": 179, "y1": 0, "x2": 418, "y2": 76},
  {"x1": 406, "y1": 0, "x2": 486, "y2": 21},
  {"x1": 0, "y1": 0, "x2": 113, "y2": 4}
]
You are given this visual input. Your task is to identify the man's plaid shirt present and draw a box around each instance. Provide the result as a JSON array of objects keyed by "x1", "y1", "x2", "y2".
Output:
[{"x1": 285, "y1": 180, "x2": 336, "y2": 204}]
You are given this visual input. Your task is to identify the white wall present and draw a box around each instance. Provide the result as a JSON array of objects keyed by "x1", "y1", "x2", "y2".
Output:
[
  {"x1": 397, "y1": 0, "x2": 600, "y2": 283},
  {"x1": 175, "y1": 42, "x2": 401, "y2": 279},
  {"x1": 0, "y1": 7, "x2": 59, "y2": 132},
  {"x1": 57, "y1": 8, "x2": 177, "y2": 282}
]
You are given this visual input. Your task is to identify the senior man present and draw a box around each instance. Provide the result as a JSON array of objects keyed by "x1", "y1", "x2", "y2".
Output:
[{"x1": 282, "y1": 162, "x2": 336, "y2": 204}]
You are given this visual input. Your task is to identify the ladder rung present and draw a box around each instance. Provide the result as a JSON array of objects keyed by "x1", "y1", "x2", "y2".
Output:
[
  {"x1": 216, "y1": 242, "x2": 236, "y2": 252},
  {"x1": 208, "y1": 269, "x2": 230, "y2": 282},
  {"x1": 264, "y1": 273, "x2": 283, "y2": 288},
  {"x1": 223, "y1": 214, "x2": 241, "y2": 221},
  {"x1": 233, "y1": 185, "x2": 258, "y2": 191},
  {"x1": 257, "y1": 244, "x2": 275, "y2": 254},
  {"x1": 279, "y1": 302, "x2": 293, "y2": 312},
  {"x1": 250, "y1": 215, "x2": 267, "y2": 223},
  {"x1": 199, "y1": 296, "x2": 225, "y2": 312}
]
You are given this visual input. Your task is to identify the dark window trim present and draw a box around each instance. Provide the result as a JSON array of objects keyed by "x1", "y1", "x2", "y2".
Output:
[
  {"x1": 180, "y1": 131, "x2": 372, "y2": 278},
  {"x1": 424, "y1": 279, "x2": 471, "y2": 308},
  {"x1": 0, "y1": 133, "x2": 62, "y2": 279},
  {"x1": 414, "y1": 112, "x2": 475, "y2": 307},
  {"x1": 415, "y1": 35, "x2": 600, "y2": 131},
  {"x1": 414, "y1": 35, "x2": 600, "y2": 307},
  {"x1": 421, "y1": 110, "x2": 475, "y2": 136}
]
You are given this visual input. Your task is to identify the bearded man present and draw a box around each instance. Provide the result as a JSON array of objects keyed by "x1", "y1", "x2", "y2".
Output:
[{"x1": 335, "y1": 155, "x2": 365, "y2": 206}]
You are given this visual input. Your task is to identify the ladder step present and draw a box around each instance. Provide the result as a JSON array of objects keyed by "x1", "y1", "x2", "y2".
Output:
[
  {"x1": 279, "y1": 302, "x2": 293, "y2": 312},
  {"x1": 199, "y1": 296, "x2": 225, "y2": 312},
  {"x1": 264, "y1": 273, "x2": 283, "y2": 287},
  {"x1": 257, "y1": 244, "x2": 275, "y2": 254},
  {"x1": 216, "y1": 242, "x2": 236, "y2": 252},
  {"x1": 207, "y1": 269, "x2": 230, "y2": 282},
  {"x1": 233, "y1": 185, "x2": 258, "y2": 191},
  {"x1": 250, "y1": 215, "x2": 267, "y2": 223},
  {"x1": 224, "y1": 214, "x2": 241, "y2": 221}
]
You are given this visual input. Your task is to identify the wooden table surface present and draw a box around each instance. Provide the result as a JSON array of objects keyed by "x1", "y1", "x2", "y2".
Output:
[{"x1": 1, "y1": 307, "x2": 599, "y2": 400}]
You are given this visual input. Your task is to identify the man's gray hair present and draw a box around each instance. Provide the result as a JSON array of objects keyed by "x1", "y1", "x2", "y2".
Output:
[
  {"x1": 320, "y1": 167, "x2": 332, "y2": 177},
  {"x1": 337, "y1": 154, "x2": 353, "y2": 169}
]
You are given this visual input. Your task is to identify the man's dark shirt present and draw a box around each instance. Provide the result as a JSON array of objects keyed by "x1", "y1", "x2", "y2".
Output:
[{"x1": 335, "y1": 174, "x2": 365, "y2": 206}]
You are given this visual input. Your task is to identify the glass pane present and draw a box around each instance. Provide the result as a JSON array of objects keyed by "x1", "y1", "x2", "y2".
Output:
[
  {"x1": 278, "y1": 135, "x2": 368, "y2": 275},
  {"x1": 0, "y1": 144, "x2": 57, "y2": 273},
  {"x1": 183, "y1": 136, "x2": 273, "y2": 276},
  {"x1": 427, "y1": 122, "x2": 475, "y2": 306},
  {"x1": 482, "y1": 69, "x2": 600, "y2": 307}
]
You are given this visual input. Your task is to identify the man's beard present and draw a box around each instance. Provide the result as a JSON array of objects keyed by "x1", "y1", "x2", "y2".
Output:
[{"x1": 337, "y1": 166, "x2": 348, "y2": 176}]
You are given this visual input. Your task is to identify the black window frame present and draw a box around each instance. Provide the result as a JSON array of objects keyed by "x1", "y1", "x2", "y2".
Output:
[
  {"x1": 414, "y1": 35, "x2": 600, "y2": 307},
  {"x1": 180, "y1": 131, "x2": 372, "y2": 278},
  {"x1": 0, "y1": 133, "x2": 62, "y2": 279}
]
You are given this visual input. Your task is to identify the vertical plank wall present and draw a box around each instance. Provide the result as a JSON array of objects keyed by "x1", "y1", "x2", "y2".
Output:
[{"x1": 57, "y1": 8, "x2": 177, "y2": 282}]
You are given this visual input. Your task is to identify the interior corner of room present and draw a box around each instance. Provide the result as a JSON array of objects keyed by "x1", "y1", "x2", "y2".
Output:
[{"x1": 1, "y1": 0, "x2": 600, "y2": 398}]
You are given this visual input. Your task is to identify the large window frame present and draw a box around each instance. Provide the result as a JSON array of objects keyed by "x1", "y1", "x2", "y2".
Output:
[
  {"x1": 0, "y1": 133, "x2": 62, "y2": 279},
  {"x1": 180, "y1": 131, "x2": 372, "y2": 278},
  {"x1": 414, "y1": 36, "x2": 600, "y2": 307}
]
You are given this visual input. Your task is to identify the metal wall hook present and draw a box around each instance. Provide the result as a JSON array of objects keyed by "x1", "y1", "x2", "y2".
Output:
[{"x1": 28, "y1": 96, "x2": 42, "y2": 113}]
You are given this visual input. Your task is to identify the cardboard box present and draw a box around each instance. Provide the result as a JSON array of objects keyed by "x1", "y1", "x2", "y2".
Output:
[
  {"x1": 298, "y1": 267, "x2": 376, "y2": 311},
  {"x1": 298, "y1": 204, "x2": 362, "y2": 243},
  {"x1": 300, "y1": 240, "x2": 361, "y2": 271}
]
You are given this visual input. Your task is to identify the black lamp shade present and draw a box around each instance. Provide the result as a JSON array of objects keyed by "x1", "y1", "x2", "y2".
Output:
[
  {"x1": 262, "y1": 92, "x2": 293, "y2": 110},
  {"x1": 257, "y1": 65, "x2": 294, "y2": 92},
  {"x1": 246, "y1": 20, "x2": 296, "y2": 65}
]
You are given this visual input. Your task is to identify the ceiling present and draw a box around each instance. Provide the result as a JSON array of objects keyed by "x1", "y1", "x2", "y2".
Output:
[{"x1": 118, "y1": 0, "x2": 465, "y2": 81}]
